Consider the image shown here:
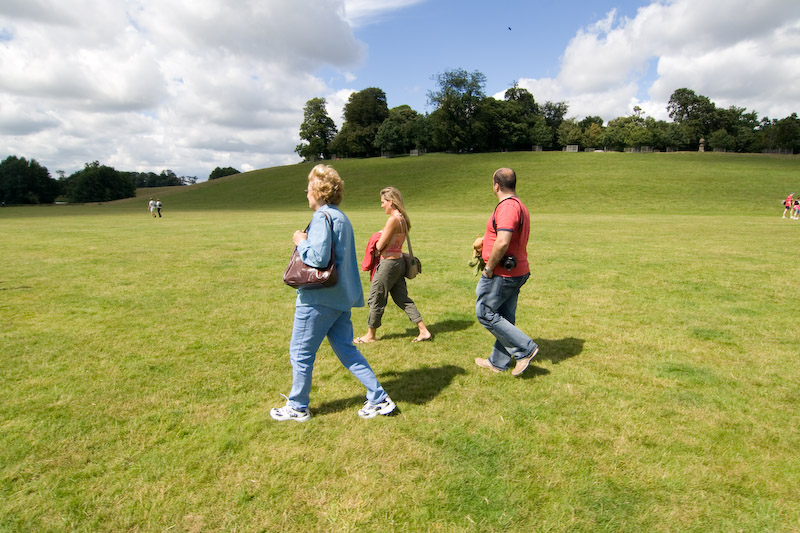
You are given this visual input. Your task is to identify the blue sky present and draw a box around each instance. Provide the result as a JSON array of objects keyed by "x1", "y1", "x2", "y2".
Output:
[
  {"x1": 1, "y1": 0, "x2": 799, "y2": 180},
  {"x1": 340, "y1": 0, "x2": 654, "y2": 113}
]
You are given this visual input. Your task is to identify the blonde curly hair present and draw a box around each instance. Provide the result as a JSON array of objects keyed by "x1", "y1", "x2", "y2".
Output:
[{"x1": 308, "y1": 164, "x2": 343, "y2": 206}]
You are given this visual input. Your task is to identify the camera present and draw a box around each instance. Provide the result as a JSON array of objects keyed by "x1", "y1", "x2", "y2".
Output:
[{"x1": 501, "y1": 255, "x2": 517, "y2": 271}]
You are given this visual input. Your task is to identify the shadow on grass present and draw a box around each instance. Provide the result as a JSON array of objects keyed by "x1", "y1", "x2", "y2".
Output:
[
  {"x1": 313, "y1": 364, "x2": 466, "y2": 416},
  {"x1": 379, "y1": 318, "x2": 474, "y2": 341},
  {"x1": 517, "y1": 336, "x2": 585, "y2": 380}
]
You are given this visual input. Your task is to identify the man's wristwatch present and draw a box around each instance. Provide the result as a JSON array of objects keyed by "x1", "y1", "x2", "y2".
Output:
[{"x1": 483, "y1": 266, "x2": 492, "y2": 276}]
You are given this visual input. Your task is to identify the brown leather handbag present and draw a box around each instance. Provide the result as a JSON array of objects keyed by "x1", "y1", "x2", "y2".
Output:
[{"x1": 283, "y1": 211, "x2": 338, "y2": 289}]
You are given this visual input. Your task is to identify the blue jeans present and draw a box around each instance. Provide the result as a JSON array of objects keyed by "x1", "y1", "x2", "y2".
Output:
[
  {"x1": 288, "y1": 304, "x2": 387, "y2": 409},
  {"x1": 475, "y1": 274, "x2": 537, "y2": 371}
]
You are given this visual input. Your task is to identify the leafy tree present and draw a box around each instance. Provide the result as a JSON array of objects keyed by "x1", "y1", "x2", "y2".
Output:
[
  {"x1": 412, "y1": 114, "x2": 432, "y2": 152},
  {"x1": 504, "y1": 83, "x2": 539, "y2": 116},
  {"x1": 529, "y1": 115, "x2": 553, "y2": 148},
  {"x1": 708, "y1": 106, "x2": 760, "y2": 152},
  {"x1": 64, "y1": 161, "x2": 134, "y2": 203},
  {"x1": 579, "y1": 116, "x2": 604, "y2": 129},
  {"x1": 502, "y1": 85, "x2": 544, "y2": 150},
  {"x1": 209, "y1": 166, "x2": 241, "y2": 180},
  {"x1": 773, "y1": 113, "x2": 800, "y2": 153},
  {"x1": 126, "y1": 170, "x2": 185, "y2": 187},
  {"x1": 296, "y1": 97, "x2": 337, "y2": 161},
  {"x1": 541, "y1": 101, "x2": 569, "y2": 148},
  {"x1": 374, "y1": 105, "x2": 425, "y2": 154},
  {"x1": 667, "y1": 88, "x2": 717, "y2": 145},
  {"x1": 582, "y1": 122, "x2": 604, "y2": 149},
  {"x1": 0, "y1": 155, "x2": 61, "y2": 204},
  {"x1": 330, "y1": 88, "x2": 389, "y2": 158},
  {"x1": 557, "y1": 119, "x2": 583, "y2": 148},
  {"x1": 427, "y1": 68, "x2": 487, "y2": 152},
  {"x1": 473, "y1": 97, "x2": 534, "y2": 152},
  {"x1": 708, "y1": 128, "x2": 735, "y2": 151}
]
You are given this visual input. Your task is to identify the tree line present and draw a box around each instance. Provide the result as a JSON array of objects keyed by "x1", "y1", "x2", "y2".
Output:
[
  {"x1": 0, "y1": 158, "x2": 241, "y2": 205},
  {"x1": 296, "y1": 68, "x2": 800, "y2": 160}
]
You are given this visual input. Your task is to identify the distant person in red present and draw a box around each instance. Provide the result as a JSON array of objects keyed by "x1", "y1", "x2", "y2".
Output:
[
  {"x1": 792, "y1": 199, "x2": 800, "y2": 220},
  {"x1": 783, "y1": 193, "x2": 794, "y2": 218}
]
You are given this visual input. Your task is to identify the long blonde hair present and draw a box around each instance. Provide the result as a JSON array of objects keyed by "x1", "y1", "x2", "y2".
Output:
[{"x1": 380, "y1": 186, "x2": 410, "y2": 231}]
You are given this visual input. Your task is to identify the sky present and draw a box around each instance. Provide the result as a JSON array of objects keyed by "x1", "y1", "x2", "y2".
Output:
[{"x1": 1, "y1": 0, "x2": 799, "y2": 181}]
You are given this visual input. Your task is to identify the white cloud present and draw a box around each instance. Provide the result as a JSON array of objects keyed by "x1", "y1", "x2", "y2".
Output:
[
  {"x1": 0, "y1": 0, "x2": 375, "y2": 179},
  {"x1": 507, "y1": 0, "x2": 800, "y2": 123}
]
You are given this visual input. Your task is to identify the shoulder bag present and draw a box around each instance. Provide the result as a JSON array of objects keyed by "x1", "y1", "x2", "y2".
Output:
[{"x1": 283, "y1": 211, "x2": 338, "y2": 289}]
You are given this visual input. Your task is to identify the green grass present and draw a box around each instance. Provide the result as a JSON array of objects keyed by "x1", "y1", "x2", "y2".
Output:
[{"x1": 2, "y1": 152, "x2": 800, "y2": 531}]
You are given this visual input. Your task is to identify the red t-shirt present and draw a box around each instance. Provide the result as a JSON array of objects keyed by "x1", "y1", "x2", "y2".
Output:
[{"x1": 482, "y1": 197, "x2": 530, "y2": 277}]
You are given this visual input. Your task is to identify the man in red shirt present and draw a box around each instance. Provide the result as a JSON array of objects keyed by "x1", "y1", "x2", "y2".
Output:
[{"x1": 474, "y1": 168, "x2": 539, "y2": 376}]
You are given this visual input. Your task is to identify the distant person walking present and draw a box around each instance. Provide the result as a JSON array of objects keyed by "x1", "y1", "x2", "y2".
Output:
[
  {"x1": 792, "y1": 198, "x2": 800, "y2": 220},
  {"x1": 355, "y1": 187, "x2": 431, "y2": 344},
  {"x1": 270, "y1": 164, "x2": 396, "y2": 422},
  {"x1": 783, "y1": 193, "x2": 794, "y2": 218},
  {"x1": 156, "y1": 199, "x2": 163, "y2": 217},
  {"x1": 474, "y1": 168, "x2": 539, "y2": 376},
  {"x1": 148, "y1": 198, "x2": 156, "y2": 218}
]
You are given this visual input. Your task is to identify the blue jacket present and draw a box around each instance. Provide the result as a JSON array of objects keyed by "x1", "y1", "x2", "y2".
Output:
[{"x1": 295, "y1": 205, "x2": 365, "y2": 311}]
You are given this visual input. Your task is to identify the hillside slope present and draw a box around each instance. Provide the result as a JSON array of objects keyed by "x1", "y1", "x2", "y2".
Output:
[{"x1": 118, "y1": 152, "x2": 798, "y2": 215}]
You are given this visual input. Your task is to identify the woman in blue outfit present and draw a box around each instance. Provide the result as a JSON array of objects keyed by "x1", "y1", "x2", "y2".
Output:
[{"x1": 270, "y1": 164, "x2": 396, "y2": 422}]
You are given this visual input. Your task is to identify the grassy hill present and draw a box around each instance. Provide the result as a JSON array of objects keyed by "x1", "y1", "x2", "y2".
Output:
[{"x1": 114, "y1": 151, "x2": 798, "y2": 215}]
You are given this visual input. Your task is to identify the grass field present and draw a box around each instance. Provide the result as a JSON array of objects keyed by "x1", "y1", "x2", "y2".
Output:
[{"x1": 2, "y1": 152, "x2": 800, "y2": 531}]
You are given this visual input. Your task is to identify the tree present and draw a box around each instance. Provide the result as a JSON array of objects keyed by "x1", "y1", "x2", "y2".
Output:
[
  {"x1": 64, "y1": 161, "x2": 134, "y2": 203},
  {"x1": 472, "y1": 97, "x2": 519, "y2": 152},
  {"x1": 296, "y1": 97, "x2": 337, "y2": 161},
  {"x1": 504, "y1": 83, "x2": 539, "y2": 116},
  {"x1": 773, "y1": 113, "x2": 800, "y2": 153},
  {"x1": 557, "y1": 119, "x2": 583, "y2": 148},
  {"x1": 209, "y1": 166, "x2": 241, "y2": 180},
  {"x1": 330, "y1": 88, "x2": 389, "y2": 158},
  {"x1": 582, "y1": 122, "x2": 604, "y2": 149},
  {"x1": 579, "y1": 116, "x2": 604, "y2": 129},
  {"x1": 502, "y1": 85, "x2": 544, "y2": 150},
  {"x1": 708, "y1": 128, "x2": 735, "y2": 151},
  {"x1": 667, "y1": 88, "x2": 717, "y2": 145},
  {"x1": 125, "y1": 170, "x2": 185, "y2": 188},
  {"x1": 529, "y1": 115, "x2": 553, "y2": 148},
  {"x1": 541, "y1": 101, "x2": 569, "y2": 148},
  {"x1": 374, "y1": 105, "x2": 425, "y2": 154},
  {"x1": 0, "y1": 156, "x2": 61, "y2": 204},
  {"x1": 427, "y1": 68, "x2": 487, "y2": 152}
]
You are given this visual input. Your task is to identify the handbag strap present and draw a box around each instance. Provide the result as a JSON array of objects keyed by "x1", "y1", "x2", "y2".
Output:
[
  {"x1": 321, "y1": 211, "x2": 335, "y2": 267},
  {"x1": 400, "y1": 216, "x2": 413, "y2": 257},
  {"x1": 306, "y1": 210, "x2": 335, "y2": 267}
]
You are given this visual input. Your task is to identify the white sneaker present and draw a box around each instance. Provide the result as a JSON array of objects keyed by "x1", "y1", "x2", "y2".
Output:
[
  {"x1": 270, "y1": 396, "x2": 310, "y2": 422},
  {"x1": 358, "y1": 396, "x2": 396, "y2": 419}
]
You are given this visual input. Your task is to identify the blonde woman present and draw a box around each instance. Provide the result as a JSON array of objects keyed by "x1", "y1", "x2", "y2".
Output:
[{"x1": 355, "y1": 187, "x2": 432, "y2": 343}]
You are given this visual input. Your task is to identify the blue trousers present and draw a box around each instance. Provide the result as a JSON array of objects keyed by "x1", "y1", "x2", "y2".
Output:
[
  {"x1": 288, "y1": 304, "x2": 387, "y2": 409},
  {"x1": 475, "y1": 274, "x2": 537, "y2": 371}
]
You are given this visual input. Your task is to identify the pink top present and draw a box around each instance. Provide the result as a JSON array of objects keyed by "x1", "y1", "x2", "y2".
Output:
[{"x1": 382, "y1": 215, "x2": 406, "y2": 258}]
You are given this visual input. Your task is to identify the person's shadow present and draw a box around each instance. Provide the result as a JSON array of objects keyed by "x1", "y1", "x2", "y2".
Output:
[
  {"x1": 518, "y1": 337, "x2": 585, "y2": 379},
  {"x1": 378, "y1": 318, "x2": 473, "y2": 341},
  {"x1": 313, "y1": 364, "x2": 466, "y2": 416}
]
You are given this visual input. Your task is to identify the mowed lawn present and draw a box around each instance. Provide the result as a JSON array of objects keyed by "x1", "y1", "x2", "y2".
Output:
[{"x1": 1, "y1": 152, "x2": 800, "y2": 531}]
